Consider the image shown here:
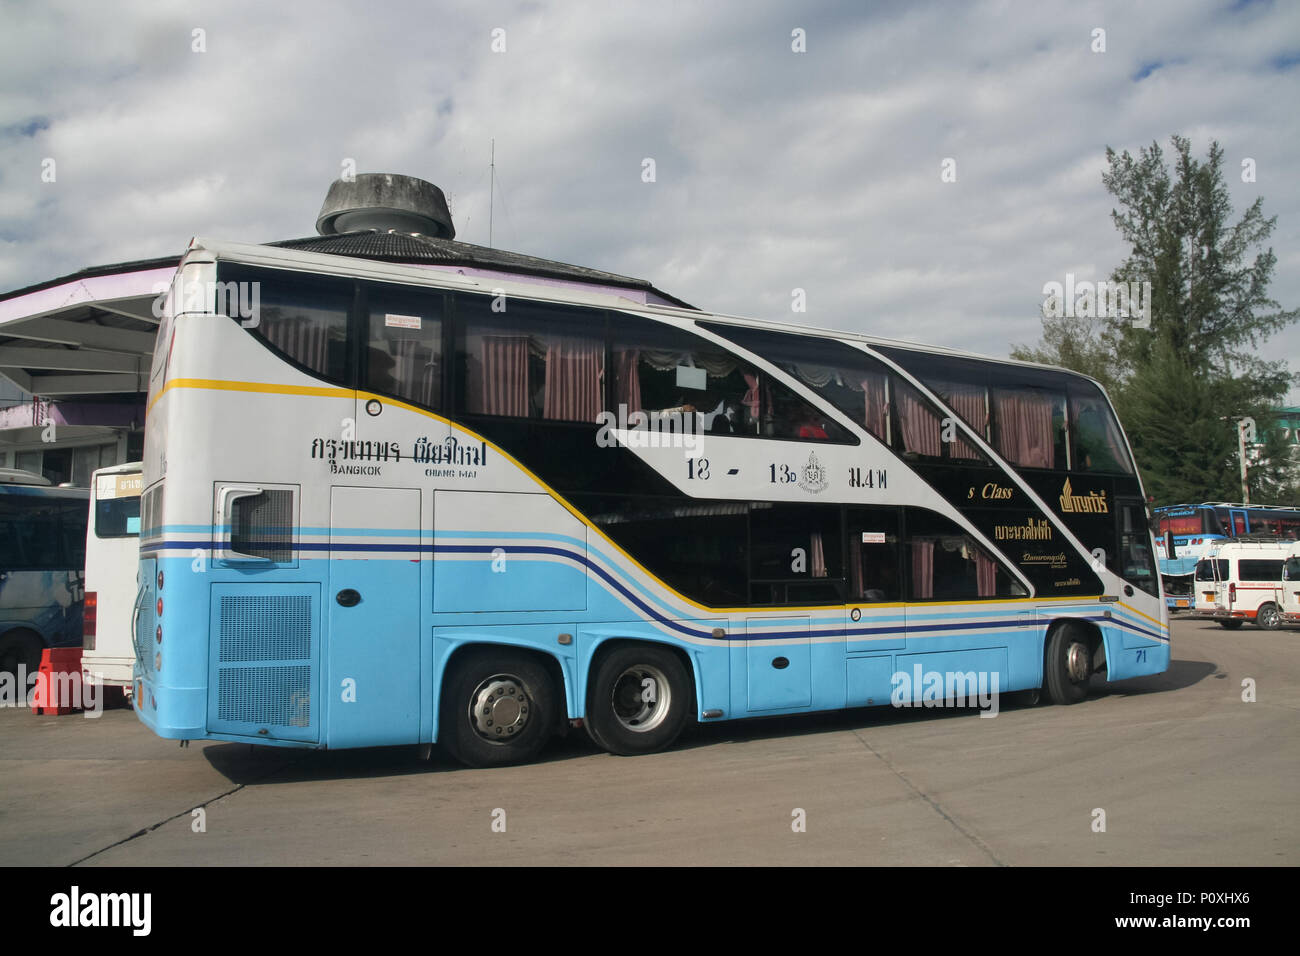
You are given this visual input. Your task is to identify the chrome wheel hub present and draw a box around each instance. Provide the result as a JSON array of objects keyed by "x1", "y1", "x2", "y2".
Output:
[
  {"x1": 469, "y1": 675, "x2": 531, "y2": 743},
  {"x1": 1066, "y1": 642, "x2": 1090, "y2": 683},
  {"x1": 610, "y1": 664, "x2": 671, "y2": 733}
]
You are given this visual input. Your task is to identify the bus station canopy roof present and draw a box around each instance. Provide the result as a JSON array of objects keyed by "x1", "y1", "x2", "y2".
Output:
[
  {"x1": 0, "y1": 231, "x2": 692, "y2": 398},
  {"x1": 0, "y1": 256, "x2": 174, "y2": 397}
]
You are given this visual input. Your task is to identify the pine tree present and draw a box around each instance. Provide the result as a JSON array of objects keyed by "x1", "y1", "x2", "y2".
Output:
[{"x1": 1014, "y1": 136, "x2": 1298, "y2": 504}]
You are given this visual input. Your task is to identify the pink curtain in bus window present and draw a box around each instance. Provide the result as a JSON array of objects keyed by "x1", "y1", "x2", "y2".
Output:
[
  {"x1": 994, "y1": 390, "x2": 1054, "y2": 467},
  {"x1": 860, "y1": 374, "x2": 888, "y2": 439},
  {"x1": 976, "y1": 550, "x2": 997, "y2": 597},
  {"x1": 811, "y1": 532, "x2": 827, "y2": 578},
  {"x1": 897, "y1": 386, "x2": 941, "y2": 456},
  {"x1": 472, "y1": 335, "x2": 529, "y2": 416},
  {"x1": 742, "y1": 373, "x2": 760, "y2": 421},
  {"x1": 911, "y1": 540, "x2": 934, "y2": 599},
  {"x1": 543, "y1": 336, "x2": 603, "y2": 422},
  {"x1": 940, "y1": 383, "x2": 987, "y2": 459},
  {"x1": 614, "y1": 349, "x2": 641, "y2": 413}
]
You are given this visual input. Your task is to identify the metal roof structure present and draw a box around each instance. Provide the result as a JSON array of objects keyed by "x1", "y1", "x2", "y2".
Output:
[
  {"x1": 0, "y1": 227, "x2": 691, "y2": 399},
  {"x1": 0, "y1": 256, "x2": 174, "y2": 397}
]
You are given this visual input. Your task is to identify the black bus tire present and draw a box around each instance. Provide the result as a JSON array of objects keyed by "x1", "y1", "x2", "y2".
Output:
[
  {"x1": 440, "y1": 647, "x2": 557, "y2": 768},
  {"x1": 1217, "y1": 620, "x2": 1244, "y2": 630},
  {"x1": 1044, "y1": 624, "x2": 1092, "y2": 705},
  {"x1": 586, "y1": 644, "x2": 692, "y2": 756}
]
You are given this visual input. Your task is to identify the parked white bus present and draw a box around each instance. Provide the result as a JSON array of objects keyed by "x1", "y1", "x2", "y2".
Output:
[
  {"x1": 82, "y1": 463, "x2": 142, "y2": 696},
  {"x1": 1192, "y1": 539, "x2": 1291, "y2": 629}
]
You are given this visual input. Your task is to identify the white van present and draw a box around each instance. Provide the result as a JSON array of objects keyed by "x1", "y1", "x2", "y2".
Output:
[
  {"x1": 1277, "y1": 544, "x2": 1300, "y2": 625},
  {"x1": 1192, "y1": 539, "x2": 1292, "y2": 629},
  {"x1": 82, "y1": 463, "x2": 142, "y2": 696}
]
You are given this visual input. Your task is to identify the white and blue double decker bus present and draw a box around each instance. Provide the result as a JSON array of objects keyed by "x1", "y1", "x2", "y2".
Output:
[{"x1": 133, "y1": 230, "x2": 1169, "y2": 767}]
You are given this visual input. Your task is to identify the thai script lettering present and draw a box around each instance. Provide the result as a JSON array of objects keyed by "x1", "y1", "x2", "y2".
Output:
[
  {"x1": 994, "y1": 517, "x2": 1052, "y2": 541},
  {"x1": 1059, "y1": 478, "x2": 1109, "y2": 514},
  {"x1": 311, "y1": 439, "x2": 403, "y2": 463}
]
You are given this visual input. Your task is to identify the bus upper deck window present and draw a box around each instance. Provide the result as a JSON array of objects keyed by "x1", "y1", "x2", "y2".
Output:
[{"x1": 1070, "y1": 384, "x2": 1134, "y2": 474}]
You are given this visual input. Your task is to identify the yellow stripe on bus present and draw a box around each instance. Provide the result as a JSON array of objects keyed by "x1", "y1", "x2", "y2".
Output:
[{"x1": 148, "y1": 377, "x2": 351, "y2": 414}]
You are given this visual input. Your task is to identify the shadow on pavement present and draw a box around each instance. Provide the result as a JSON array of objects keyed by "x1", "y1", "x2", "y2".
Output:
[{"x1": 199, "y1": 655, "x2": 1212, "y2": 785}]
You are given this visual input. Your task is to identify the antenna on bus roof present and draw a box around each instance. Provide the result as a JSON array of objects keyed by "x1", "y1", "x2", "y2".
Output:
[
  {"x1": 489, "y1": 139, "x2": 495, "y2": 249},
  {"x1": 316, "y1": 173, "x2": 455, "y2": 240}
]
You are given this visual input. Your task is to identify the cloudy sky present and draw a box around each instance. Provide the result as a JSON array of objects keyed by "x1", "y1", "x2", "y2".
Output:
[{"x1": 2, "y1": 0, "x2": 1298, "y2": 396}]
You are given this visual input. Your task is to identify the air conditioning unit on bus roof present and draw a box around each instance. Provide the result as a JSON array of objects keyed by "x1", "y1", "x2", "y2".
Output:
[{"x1": 316, "y1": 173, "x2": 455, "y2": 240}]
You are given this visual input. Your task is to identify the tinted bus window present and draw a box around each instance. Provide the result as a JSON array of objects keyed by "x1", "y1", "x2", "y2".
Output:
[
  {"x1": 0, "y1": 495, "x2": 86, "y2": 570},
  {"x1": 749, "y1": 503, "x2": 843, "y2": 605},
  {"x1": 365, "y1": 284, "x2": 445, "y2": 410},
  {"x1": 221, "y1": 265, "x2": 351, "y2": 383},
  {"x1": 847, "y1": 507, "x2": 902, "y2": 602},
  {"x1": 623, "y1": 320, "x2": 852, "y2": 442},
  {"x1": 576, "y1": 495, "x2": 748, "y2": 607},
  {"x1": 456, "y1": 295, "x2": 605, "y2": 422},
  {"x1": 905, "y1": 508, "x2": 1022, "y2": 600},
  {"x1": 94, "y1": 471, "x2": 142, "y2": 538},
  {"x1": 697, "y1": 323, "x2": 892, "y2": 444},
  {"x1": 1119, "y1": 500, "x2": 1158, "y2": 595},
  {"x1": 1070, "y1": 382, "x2": 1134, "y2": 474},
  {"x1": 94, "y1": 496, "x2": 141, "y2": 538}
]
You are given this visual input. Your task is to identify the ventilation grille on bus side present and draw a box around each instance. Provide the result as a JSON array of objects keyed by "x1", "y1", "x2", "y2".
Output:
[
  {"x1": 219, "y1": 595, "x2": 311, "y2": 662},
  {"x1": 217, "y1": 666, "x2": 312, "y2": 726},
  {"x1": 231, "y1": 490, "x2": 294, "y2": 562},
  {"x1": 216, "y1": 594, "x2": 312, "y2": 727}
]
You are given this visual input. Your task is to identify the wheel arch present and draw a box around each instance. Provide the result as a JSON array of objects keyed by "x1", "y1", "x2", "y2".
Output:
[
  {"x1": 1043, "y1": 616, "x2": 1107, "y2": 680},
  {"x1": 584, "y1": 636, "x2": 699, "y2": 721},
  {"x1": 434, "y1": 639, "x2": 573, "y2": 744}
]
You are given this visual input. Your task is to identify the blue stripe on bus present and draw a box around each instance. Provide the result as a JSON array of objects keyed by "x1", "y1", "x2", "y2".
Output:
[
  {"x1": 149, "y1": 524, "x2": 1170, "y2": 642},
  {"x1": 139, "y1": 537, "x2": 1168, "y2": 645}
]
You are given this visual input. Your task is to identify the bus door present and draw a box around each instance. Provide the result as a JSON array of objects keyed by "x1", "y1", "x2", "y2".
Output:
[
  {"x1": 326, "y1": 486, "x2": 422, "y2": 748},
  {"x1": 843, "y1": 508, "x2": 906, "y2": 708},
  {"x1": 740, "y1": 504, "x2": 845, "y2": 714}
]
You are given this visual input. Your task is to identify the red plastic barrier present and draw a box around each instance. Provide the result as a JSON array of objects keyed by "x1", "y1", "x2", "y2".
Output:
[{"x1": 31, "y1": 648, "x2": 85, "y2": 715}]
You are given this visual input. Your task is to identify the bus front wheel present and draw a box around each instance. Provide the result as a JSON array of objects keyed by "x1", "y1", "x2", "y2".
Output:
[
  {"x1": 1217, "y1": 620, "x2": 1244, "y2": 630},
  {"x1": 586, "y1": 644, "x2": 692, "y2": 756},
  {"x1": 1044, "y1": 625, "x2": 1092, "y2": 705},
  {"x1": 440, "y1": 648, "x2": 557, "y2": 768}
]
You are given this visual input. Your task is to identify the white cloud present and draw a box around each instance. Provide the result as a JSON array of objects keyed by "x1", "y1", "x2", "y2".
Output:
[{"x1": 0, "y1": 0, "x2": 1297, "y2": 396}]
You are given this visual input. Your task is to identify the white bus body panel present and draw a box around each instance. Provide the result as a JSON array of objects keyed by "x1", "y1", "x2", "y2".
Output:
[{"x1": 83, "y1": 463, "x2": 143, "y2": 688}]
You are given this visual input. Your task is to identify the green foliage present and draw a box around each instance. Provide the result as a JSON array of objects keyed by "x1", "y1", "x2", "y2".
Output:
[{"x1": 1014, "y1": 136, "x2": 1298, "y2": 505}]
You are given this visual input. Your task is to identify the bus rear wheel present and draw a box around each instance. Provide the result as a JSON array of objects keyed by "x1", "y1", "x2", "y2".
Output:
[
  {"x1": 1044, "y1": 624, "x2": 1092, "y2": 705},
  {"x1": 440, "y1": 648, "x2": 557, "y2": 768},
  {"x1": 586, "y1": 644, "x2": 692, "y2": 756}
]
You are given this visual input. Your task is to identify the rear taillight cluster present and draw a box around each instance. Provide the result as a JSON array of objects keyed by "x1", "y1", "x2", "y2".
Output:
[
  {"x1": 1228, "y1": 582, "x2": 1237, "y2": 604},
  {"x1": 82, "y1": 591, "x2": 97, "y2": 650}
]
